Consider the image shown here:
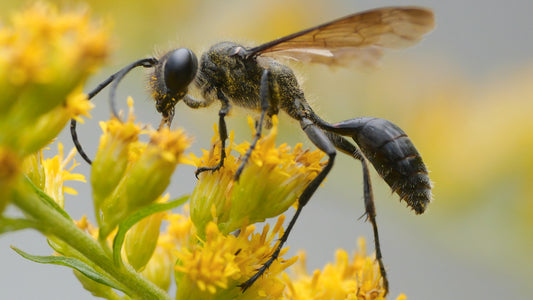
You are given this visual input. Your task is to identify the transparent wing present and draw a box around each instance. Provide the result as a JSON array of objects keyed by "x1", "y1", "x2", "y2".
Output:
[
  {"x1": 264, "y1": 46, "x2": 385, "y2": 68},
  {"x1": 248, "y1": 7, "x2": 435, "y2": 67}
]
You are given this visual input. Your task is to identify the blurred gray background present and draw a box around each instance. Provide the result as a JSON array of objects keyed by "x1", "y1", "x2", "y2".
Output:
[{"x1": 2, "y1": 0, "x2": 532, "y2": 299}]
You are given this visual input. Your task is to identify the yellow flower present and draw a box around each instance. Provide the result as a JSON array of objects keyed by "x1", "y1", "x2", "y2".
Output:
[
  {"x1": 91, "y1": 97, "x2": 142, "y2": 208},
  {"x1": 165, "y1": 206, "x2": 196, "y2": 248},
  {"x1": 66, "y1": 88, "x2": 94, "y2": 123},
  {"x1": 22, "y1": 142, "x2": 86, "y2": 208},
  {"x1": 0, "y1": 2, "x2": 109, "y2": 155},
  {"x1": 174, "y1": 215, "x2": 297, "y2": 300},
  {"x1": 189, "y1": 115, "x2": 326, "y2": 235},
  {"x1": 74, "y1": 215, "x2": 98, "y2": 238},
  {"x1": 20, "y1": 88, "x2": 93, "y2": 156},
  {"x1": 282, "y1": 238, "x2": 405, "y2": 300},
  {"x1": 93, "y1": 98, "x2": 192, "y2": 237},
  {"x1": 122, "y1": 126, "x2": 191, "y2": 210},
  {"x1": 41, "y1": 143, "x2": 85, "y2": 208}
]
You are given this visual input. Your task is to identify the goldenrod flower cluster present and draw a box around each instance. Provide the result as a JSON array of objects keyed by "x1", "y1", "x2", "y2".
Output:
[
  {"x1": 90, "y1": 98, "x2": 192, "y2": 237},
  {"x1": 0, "y1": 2, "x2": 108, "y2": 211},
  {"x1": 283, "y1": 238, "x2": 401, "y2": 300},
  {"x1": 0, "y1": 2, "x2": 406, "y2": 300},
  {"x1": 188, "y1": 116, "x2": 326, "y2": 235}
]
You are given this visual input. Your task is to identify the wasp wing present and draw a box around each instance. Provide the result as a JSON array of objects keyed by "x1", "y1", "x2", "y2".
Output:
[{"x1": 247, "y1": 7, "x2": 435, "y2": 67}]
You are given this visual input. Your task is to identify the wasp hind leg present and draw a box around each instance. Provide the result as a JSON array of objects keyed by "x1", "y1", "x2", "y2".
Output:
[
  {"x1": 239, "y1": 116, "x2": 336, "y2": 291},
  {"x1": 324, "y1": 131, "x2": 389, "y2": 296}
]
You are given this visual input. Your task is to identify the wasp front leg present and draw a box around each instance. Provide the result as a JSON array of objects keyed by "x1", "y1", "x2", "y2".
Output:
[{"x1": 194, "y1": 92, "x2": 230, "y2": 178}]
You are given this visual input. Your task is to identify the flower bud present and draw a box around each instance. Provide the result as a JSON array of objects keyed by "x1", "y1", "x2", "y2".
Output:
[
  {"x1": 91, "y1": 100, "x2": 141, "y2": 208},
  {"x1": 125, "y1": 210, "x2": 165, "y2": 271},
  {"x1": 98, "y1": 125, "x2": 190, "y2": 236}
]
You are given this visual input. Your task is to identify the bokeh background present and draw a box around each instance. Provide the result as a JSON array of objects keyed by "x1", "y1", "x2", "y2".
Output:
[{"x1": 1, "y1": 0, "x2": 532, "y2": 299}]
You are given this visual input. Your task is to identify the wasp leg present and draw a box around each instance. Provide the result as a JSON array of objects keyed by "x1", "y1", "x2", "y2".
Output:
[
  {"x1": 194, "y1": 93, "x2": 230, "y2": 178},
  {"x1": 70, "y1": 58, "x2": 158, "y2": 165},
  {"x1": 182, "y1": 94, "x2": 215, "y2": 109},
  {"x1": 234, "y1": 70, "x2": 272, "y2": 181},
  {"x1": 324, "y1": 131, "x2": 389, "y2": 296},
  {"x1": 239, "y1": 117, "x2": 336, "y2": 291}
]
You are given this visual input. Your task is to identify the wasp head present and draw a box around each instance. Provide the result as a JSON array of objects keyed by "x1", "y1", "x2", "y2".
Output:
[{"x1": 150, "y1": 48, "x2": 198, "y2": 119}]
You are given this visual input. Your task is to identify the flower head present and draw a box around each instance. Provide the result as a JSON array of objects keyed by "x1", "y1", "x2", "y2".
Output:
[
  {"x1": 22, "y1": 142, "x2": 85, "y2": 208},
  {"x1": 92, "y1": 98, "x2": 192, "y2": 237},
  {"x1": 164, "y1": 206, "x2": 196, "y2": 248},
  {"x1": 91, "y1": 97, "x2": 142, "y2": 207},
  {"x1": 0, "y1": 2, "x2": 109, "y2": 155},
  {"x1": 174, "y1": 215, "x2": 297, "y2": 300},
  {"x1": 282, "y1": 238, "x2": 402, "y2": 300},
  {"x1": 123, "y1": 126, "x2": 191, "y2": 210},
  {"x1": 188, "y1": 116, "x2": 326, "y2": 235}
]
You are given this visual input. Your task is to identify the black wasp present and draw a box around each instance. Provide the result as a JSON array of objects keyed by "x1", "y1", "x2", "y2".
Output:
[{"x1": 71, "y1": 6, "x2": 434, "y2": 295}]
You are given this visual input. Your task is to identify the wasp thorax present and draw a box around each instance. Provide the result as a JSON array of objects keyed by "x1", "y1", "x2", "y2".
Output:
[{"x1": 163, "y1": 48, "x2": 198, "y2": 94}]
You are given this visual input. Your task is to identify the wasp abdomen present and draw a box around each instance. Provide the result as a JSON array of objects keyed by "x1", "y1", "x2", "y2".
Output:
[{"x1": 333, "y1": 117, "x2": 432, "y2": 214}]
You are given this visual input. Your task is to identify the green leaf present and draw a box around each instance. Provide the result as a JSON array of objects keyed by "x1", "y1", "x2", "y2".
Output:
[
  {"x1": 0, "y1": 217, "x2": 42, "y2": 234},
  {"x1": 23, "y1": 175, "x2": 72, "y2": 221},
  {"x1": 11, "y1": 246, "x2": 125, "y2": 292},
  {"x1": 112, "y1": 195, "x2": 189, "y2": 266}
]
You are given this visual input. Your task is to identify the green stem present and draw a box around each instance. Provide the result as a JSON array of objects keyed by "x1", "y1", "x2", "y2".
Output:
[{"x1": 12, "y1": 182, "x2": 171, "y2": 300}]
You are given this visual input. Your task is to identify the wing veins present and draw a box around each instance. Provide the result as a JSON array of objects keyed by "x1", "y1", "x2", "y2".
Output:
[{"x1": 246, "y1": 7, "x2": 435, "y2": 67}]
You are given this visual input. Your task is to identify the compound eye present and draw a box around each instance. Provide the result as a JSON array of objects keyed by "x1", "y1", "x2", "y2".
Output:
[{"x1": 163, "y1": 48, "x2": 198, "y2": 94}]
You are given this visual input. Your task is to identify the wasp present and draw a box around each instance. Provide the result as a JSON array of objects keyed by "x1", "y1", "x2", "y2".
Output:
[{"x1": 71, "y1": 7, "x2": 434, "y2": 295}]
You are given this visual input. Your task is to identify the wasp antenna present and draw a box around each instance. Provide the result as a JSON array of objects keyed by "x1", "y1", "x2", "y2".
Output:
[
  {"x1": 70, "y1": 57, "x2": 158, "y2": 165},
  {"x1": 70, "y1": 119, "x2": 93, "y2": 165},
  {"x1": 70, "y1": 66, "x2": 119, "y2": 165},
  {"x1": 109, "y1": 58, "x2": 158, "y2": 121}
]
